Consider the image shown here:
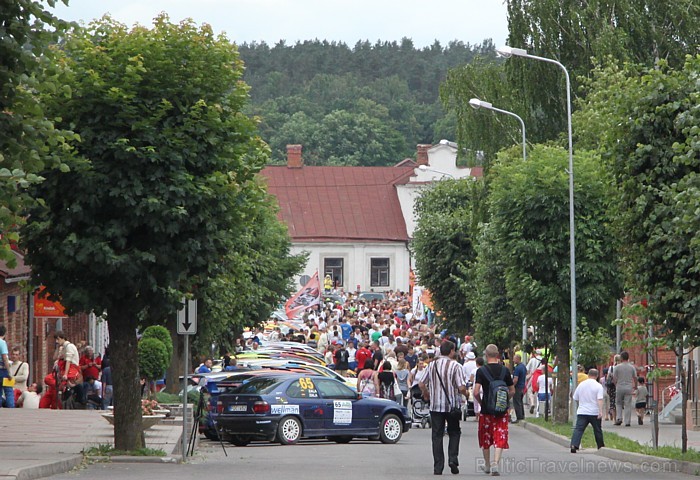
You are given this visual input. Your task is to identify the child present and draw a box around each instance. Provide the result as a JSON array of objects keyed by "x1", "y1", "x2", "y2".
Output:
[{"x1": 635, "y1": 377, "x2": 648, "y2": 425}]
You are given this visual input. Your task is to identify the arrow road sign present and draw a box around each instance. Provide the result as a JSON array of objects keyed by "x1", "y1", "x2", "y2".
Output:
[{"x1": 177, "y1": 298, "x2": 197, "y2": 335}]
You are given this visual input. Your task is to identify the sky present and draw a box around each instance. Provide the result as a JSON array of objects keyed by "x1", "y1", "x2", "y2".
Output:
[{"x1": 52, "y1": 0, "x2": 509, "y2": 49}]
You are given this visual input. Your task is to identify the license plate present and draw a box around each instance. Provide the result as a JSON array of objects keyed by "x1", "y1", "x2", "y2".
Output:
[{"x1": 228, "y1": 405, "x2": 247, "y2": 412}]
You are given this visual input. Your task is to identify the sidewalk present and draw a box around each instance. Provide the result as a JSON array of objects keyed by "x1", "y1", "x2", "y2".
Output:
[
  {"x1": 0, "y1": 409, "x2": 184, "y2": 480},
  {"x1": 521, "y1": 413, "x2": 700, "y2": 476},
  {"x1": 524, "y1": 403, "x2": 700, "y2": 450},
  {"x1": 601, "y1": 418, "x2": 700, "y2": 450}
]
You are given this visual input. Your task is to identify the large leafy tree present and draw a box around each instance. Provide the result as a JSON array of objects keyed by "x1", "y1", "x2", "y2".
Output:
[
  {"x1": 489, "y1": 145, "x2": 620, "y2": 422},
  {"x1": 468, "y1": 220, "x2": 521, "y2": 349},
  {"x1": 0, "y1": 0, "x2": 75, "y2": 263},
  {"x1": 412, "y1": 178, "x2": 488, "y2": 333},
  {"x1": 439, "y1": 57, "x2": 516, "y2": 168},
  {"x1": 441, "y1": 0, "x2": 700, "y2": 170},
  {"x1": 22, "y1": 15, "x2": 267, "y2": 450},
  {"x1": 577, "y1": 56, "x2": 700, "y2": 450},
  {"x1": 193, "y1": 189, "x2": 306, "y2": 355},
  {"x1": 505, "y1": 0, "x2": 700, "y2": 144}
]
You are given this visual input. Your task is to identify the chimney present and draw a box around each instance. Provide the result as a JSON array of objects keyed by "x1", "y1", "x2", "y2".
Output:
[
  {"x1": 416, "y1": 144, "x2": 431, "y2": 166},
  {"x1": 287, "y1": 144, "x2": 303, "y2": 168}
]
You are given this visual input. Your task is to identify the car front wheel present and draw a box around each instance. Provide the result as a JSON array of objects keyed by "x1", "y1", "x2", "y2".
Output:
[
  {"x1": 277, "y1": 416, "x2": 302, "y2": 445},
  {"x1": 379, "y1": 414, "x2": 403, "y2": 444}
]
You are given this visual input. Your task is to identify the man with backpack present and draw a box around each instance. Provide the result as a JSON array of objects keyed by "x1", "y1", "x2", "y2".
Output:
[{"x1": 473, "y1": 344, "x2": 514, "y2": 476}]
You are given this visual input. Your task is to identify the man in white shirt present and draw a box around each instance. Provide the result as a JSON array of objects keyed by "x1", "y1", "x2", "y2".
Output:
[
  {"x1": 535, "y1": 366, "x2": 553, "y2": 418},
  {"x1": 462, "y1": 352, "x2": 477, "y2": 385},
  {"x1": 17, "y1": 383, "x2": 42, "y2": 409},
  {"x1": 570, "y1": 368, "x2": 605, "y2": 452},
  {"x1": 525, "y1": 351, "x2": 542, "y2": 413},
  {"x1": 458, "y1": 335, "x2": 475, "y2": 361}
]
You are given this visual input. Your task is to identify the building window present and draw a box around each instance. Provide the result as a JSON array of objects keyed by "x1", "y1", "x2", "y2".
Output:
[
  {"x1": 324, "y1": 258, "x2": 344, "y2": 288},
  {"x1": 370, "y1": 258, "x2": 390, "y2": 287}
]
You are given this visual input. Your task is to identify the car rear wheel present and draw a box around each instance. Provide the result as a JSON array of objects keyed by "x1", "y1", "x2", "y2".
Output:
[
  {"x1": 229, "y1": 435, "x2": 251, "y2": 446},
  {"x1": 379, "y1": 414, "x2": 403, "y2": 444},
  {"x1": 330, "y1": 435, "x2": 352, "y2": 444},
  {"x1": 203, "y1": 429, "x2": 219, "y2": 441},
  {"x1": 277, "y1": 416, "x2": 302, "y2": 445}
]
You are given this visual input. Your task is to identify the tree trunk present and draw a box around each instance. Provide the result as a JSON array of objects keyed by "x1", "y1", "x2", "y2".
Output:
[
  {"x1": 553, "y1": 324, "x2": 570, "y2": 424},
  {"x1": 108, "y1": 304, "x2": 144, "y2": 450}
]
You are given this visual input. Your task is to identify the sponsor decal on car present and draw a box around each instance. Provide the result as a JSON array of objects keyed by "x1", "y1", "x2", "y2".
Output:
[
  {"x1": 271, "y1": 404, "x2": 300, "y2": 415},
  {"x1": 333, "y1": 400, "x2": 352, "y2": 424}
]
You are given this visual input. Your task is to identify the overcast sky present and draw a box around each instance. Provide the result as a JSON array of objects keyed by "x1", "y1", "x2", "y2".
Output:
[{"x1": 52, "y1": 0, "x2": 509, "y2": 48}]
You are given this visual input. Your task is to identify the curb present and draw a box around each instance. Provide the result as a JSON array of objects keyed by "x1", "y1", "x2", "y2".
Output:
[
  {"x1": 521, "y1": 421, "x2": 700, "y2": 476},
  {"x1": 87, "y1": 455, "x2": 182, "y2": 464},
  {"x1": 8, "y1": 455, "x2": 84, "y2": 480}
]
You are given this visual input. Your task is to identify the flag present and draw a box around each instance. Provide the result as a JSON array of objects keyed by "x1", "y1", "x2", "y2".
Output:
[{"x1": 285, "y1": 272, "x2": 321, "y2": 319}]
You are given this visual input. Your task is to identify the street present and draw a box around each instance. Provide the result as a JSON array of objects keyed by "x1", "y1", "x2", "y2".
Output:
[{"x1": 50, "y1": 421, "x2": 683, "y2": 479}]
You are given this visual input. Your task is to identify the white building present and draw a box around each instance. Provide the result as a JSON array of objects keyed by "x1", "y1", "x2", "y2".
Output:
[{"x1": 260, "y1": 143, "x2": 480, "y2": 293}]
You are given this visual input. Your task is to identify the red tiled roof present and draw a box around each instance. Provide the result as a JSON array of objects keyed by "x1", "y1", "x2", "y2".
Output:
[
  {"x1": 0, "y1": 250, "x2": 31, "y2": 281},
  {"x1": 260, "y1": 166, "x2": 414, "y2": 243}
]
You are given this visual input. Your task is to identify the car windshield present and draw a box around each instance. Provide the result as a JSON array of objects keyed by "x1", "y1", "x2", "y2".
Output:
[{"x1": 232, "y1": 377, "x2": 285, "y2": 394}]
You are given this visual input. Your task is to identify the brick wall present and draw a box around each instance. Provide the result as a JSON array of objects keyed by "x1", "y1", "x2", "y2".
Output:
[
  {"x1": 0, "y1": 283, "x2": 29, "y2": 356},
  {"x1": 621, "y1": 313, "x2": 680, "y2": 408},
  {"x1": 0, "y1": 284, "x2": 90, "y2": 385}
]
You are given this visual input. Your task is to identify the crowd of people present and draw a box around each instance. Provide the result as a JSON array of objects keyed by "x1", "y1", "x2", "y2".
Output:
[
  {"x1": 236, "y1": 289, "x2": 650, "y2": 476},
  {"x1": 0, "y1": 326, "x2": 111, "y2": 410}
]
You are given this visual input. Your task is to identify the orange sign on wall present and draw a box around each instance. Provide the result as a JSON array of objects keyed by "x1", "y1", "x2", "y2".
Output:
[{"x1": 34, "y1": 287, "x2": 68, "y2": 318}]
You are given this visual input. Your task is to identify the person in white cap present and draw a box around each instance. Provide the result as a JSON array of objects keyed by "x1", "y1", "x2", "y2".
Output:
[{"x1": 462, "y1": 351, "x2": 478, "y2": 386}]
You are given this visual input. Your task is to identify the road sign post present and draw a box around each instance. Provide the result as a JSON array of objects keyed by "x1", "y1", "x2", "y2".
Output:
[{"x1": 177, "y1": 299, "x2": 197, "y2": 458}]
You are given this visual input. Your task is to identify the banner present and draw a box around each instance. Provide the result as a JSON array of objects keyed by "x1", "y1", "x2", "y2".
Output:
[
  {"x1": 34, "y1": 286, "x2": 68, "y2": 318},
  {"x1": 285, "y1": 272, "x2": 321, "y2": 319}
]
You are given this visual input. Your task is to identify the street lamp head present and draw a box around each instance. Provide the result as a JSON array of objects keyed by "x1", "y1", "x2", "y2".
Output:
[
  {"x1": 496, "y1": 45, "x2": 528, "y2": 58},
  {"x1": 469, "y1": 98, "x2": 492, "y2": 110}
]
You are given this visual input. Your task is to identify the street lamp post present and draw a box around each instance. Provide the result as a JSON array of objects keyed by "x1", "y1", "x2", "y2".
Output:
[
  {"x1": 496, "y1": 45, "x2": 577, "y2": 394},
  {"x1": 468, "y1": 98, "x2": 526, "y2": 162},
  {"x1": 469, "y1": 97, "x2": 528, "y2": 351},
  {"x1": 417, "y1": 164, "x2": 456, "y2": 180}
]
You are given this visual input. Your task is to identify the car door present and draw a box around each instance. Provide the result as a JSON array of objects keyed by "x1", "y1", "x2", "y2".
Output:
[
  {"x1": 314, "y1": 378, "x2": 368, "y2": 433},
  {"x1": 285, "y1": 377, "x2": 325, "y2": 434}
]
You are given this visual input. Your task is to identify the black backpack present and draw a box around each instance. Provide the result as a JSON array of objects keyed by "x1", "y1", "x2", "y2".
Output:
[{"x1": 481, "y1": 365, "x2": 509, "y2": 416}]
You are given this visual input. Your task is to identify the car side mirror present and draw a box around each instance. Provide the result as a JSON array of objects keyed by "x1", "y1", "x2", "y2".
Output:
[{"x1": 357, "y1": 393, "x2": 363, "y2": 400}]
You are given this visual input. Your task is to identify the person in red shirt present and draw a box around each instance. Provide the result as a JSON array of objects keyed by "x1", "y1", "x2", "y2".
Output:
[
  {"x1": 355, "y1": 341, "x2": 372, "y2": 374},
  {"x1": 39, "y1": 373, "x2": 59, "y2": 409},
  {"x1": 79, "y1": 346, "x2": 101, "y2": 381}
]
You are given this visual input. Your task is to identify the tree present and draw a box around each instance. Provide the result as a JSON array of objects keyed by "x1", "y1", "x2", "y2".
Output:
[
  {"x1": 441, "y1": 0, "x2": 700, "y2": 171},
  {"x1": 0, "y1": 0, "x2": 75, "y2": 264},
  {"x1": 573, "y1": 319, "x2": 612, "y2": 369},
  {"x1": 439, "y1": 57, "x2": 517, "y2": 168},
  {"x1": 22, "y1": 15, "x2": 267, "y2": 450},
  {"x1": 193, "y1": 189, "x2": 306, "y2": 355},
  {"x1": 411, "y1": 178, "x2": 488, "y2": 333},
  {"x1": 141, "y1": 325, "x2": 173, "y2": 362},
  {"x1": 138, "y1": 337, "x2": 169, "y2": 396},
  {"x1": 468, "y1": 221, "x2": 521, "y2": 349},
  {"x1": 488, "y1": 145, "x2": 621, "y2": 422},
  {"x1": 505, "y1": 0, "x2": 700, "y2": 147},
  {"x1": 578, "y1": 56, "x2": 700, "y2": 450}
]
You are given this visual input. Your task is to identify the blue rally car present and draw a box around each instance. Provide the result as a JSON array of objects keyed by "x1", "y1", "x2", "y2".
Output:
[{"x1": 215, "y1": 373, "x2": 411, "y2": 446}]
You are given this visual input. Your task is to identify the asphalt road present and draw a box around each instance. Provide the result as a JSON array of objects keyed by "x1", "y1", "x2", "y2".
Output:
[{"x1": 52, "y1": 420, "x2": 683, "y2": 479}]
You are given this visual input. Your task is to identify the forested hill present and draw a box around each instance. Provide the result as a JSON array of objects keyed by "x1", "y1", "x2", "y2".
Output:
[{"x1": 237, "y1": 38, "x2": 496, "y2": 166}]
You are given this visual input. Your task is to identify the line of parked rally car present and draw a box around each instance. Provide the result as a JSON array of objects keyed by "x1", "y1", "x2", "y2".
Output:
[{"x1": 190, "y1": 342, "x2": 412, "y2": 446}]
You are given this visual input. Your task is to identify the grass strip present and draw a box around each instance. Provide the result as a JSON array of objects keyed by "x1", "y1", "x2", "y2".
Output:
[
  {"x1": 527, "y1": 417, "x2": 700, "y2": 463},
  {"x1": 84, "y1": 444, "x2": 167, "y2": 457}
]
